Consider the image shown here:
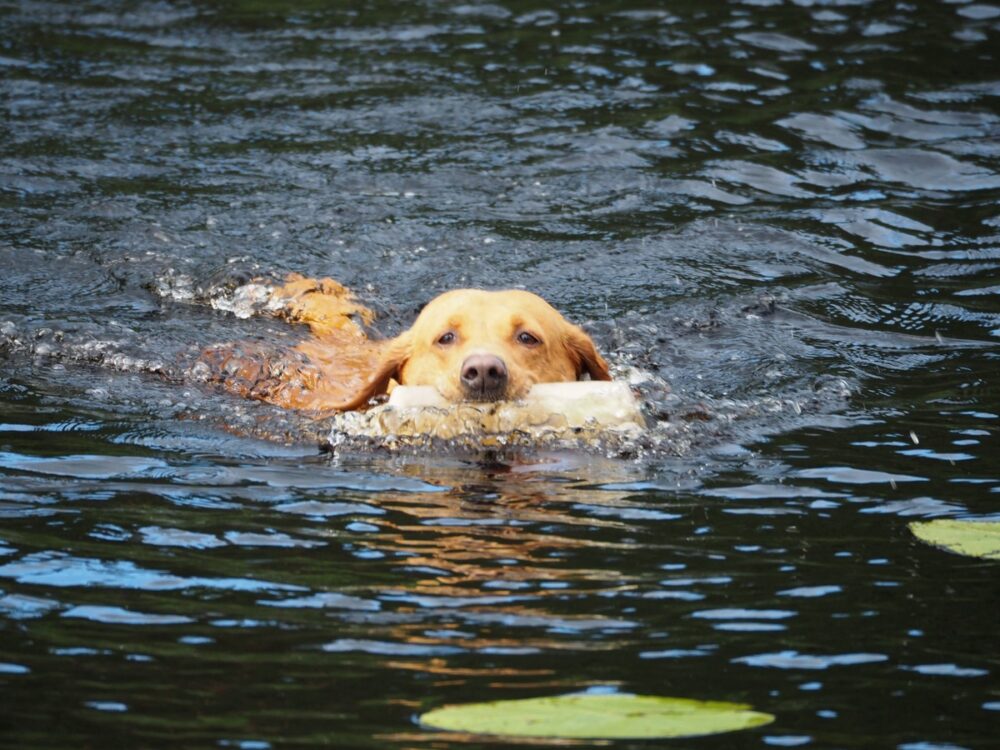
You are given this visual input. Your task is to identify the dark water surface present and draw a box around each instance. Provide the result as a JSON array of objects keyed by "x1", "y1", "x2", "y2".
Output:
[{"x1": 2, "y1": 1, "x2": 999, "y2": 748}]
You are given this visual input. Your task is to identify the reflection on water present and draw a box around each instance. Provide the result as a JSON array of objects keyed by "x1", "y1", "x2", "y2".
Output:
[{"x1": 2, "y1": 0, "x2": 999, "y2": 747}]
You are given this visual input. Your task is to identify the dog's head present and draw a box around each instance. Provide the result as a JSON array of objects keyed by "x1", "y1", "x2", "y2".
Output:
[{"x1": 335, "y1": 289, "x2": 610, "y2": 409}]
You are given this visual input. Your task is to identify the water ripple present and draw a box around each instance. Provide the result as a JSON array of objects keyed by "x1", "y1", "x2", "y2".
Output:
[{"x1": 0, "y1": 552, "x2": 303, "y2": 593}]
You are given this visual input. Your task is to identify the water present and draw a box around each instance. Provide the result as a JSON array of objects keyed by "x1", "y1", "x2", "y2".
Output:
[{"x1": 1, "y1": 1, "x2": 999, "y2": 747}]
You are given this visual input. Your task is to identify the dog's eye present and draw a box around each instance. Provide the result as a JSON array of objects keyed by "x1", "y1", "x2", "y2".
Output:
[
  {"x1": 437, "y1": 331, "x2": 456, "y2": 345},
  {"x1": 517, "y1": 331, "x2": 540, "y2": 346}
]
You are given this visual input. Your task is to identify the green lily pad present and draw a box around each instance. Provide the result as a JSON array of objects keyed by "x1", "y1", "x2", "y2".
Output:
[
  {"x1": 419, "y1": 693, "x2": 775, "y2": 739},
  {"x1": 909, "y1": 519, "x2": 1000, "y2": 560}
]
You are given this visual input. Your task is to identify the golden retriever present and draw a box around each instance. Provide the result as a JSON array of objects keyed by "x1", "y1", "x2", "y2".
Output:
[
  {"x1": 202, "y1": 277, "x2": 610, "y2": 412},
  {"x1": 334, "y1": 288, "x2": 611, "y2": 409}
]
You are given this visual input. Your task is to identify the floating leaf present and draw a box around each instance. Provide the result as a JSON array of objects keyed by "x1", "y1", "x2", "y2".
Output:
[
  {"x1": 909, "y1": 520, "x2": 1000, "y2": 560},
  {"x1": 419, "y1": 693, "x2": 774, "y2": 739}
]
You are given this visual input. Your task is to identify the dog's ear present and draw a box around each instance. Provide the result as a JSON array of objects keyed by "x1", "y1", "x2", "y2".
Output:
[
  {"x1": 564, "y1": 323, "x2": 611, "y2": 381},
  {"x1": 332, "y1": 332, "x2": 412, "y2": 410}
]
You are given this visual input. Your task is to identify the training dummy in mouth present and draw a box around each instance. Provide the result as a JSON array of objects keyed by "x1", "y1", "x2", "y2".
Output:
[{"x1": 328, "y1": 381, "x2": 646, "y2": 442}]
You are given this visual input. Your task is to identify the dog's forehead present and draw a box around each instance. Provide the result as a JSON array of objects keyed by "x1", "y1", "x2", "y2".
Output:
[{"x1": 417, "y1": 289, "x2": 560, "y2": 326}]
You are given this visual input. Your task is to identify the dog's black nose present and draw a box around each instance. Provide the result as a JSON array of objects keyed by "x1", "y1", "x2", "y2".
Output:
[{"x1": 460, "y1": 353, "x2": 508, "y2": 400}]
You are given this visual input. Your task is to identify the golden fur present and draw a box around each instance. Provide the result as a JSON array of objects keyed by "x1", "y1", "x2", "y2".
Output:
[{"x1": 202, "y1": 278, "x2": 610, "y2": 411}]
